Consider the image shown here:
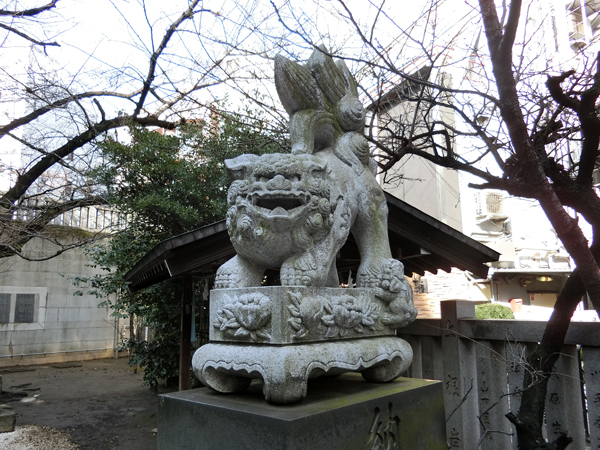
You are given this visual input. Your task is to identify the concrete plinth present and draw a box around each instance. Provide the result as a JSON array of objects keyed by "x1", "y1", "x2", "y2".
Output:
[
  {"x1": 0, "y1": 409, "x2": 16, "y2": 433},
  {"x1": 158, "y1": 374, "x2": 445, "y2": 450}
]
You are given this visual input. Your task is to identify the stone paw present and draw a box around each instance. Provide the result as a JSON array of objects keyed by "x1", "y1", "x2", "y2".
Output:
[
  {"x1": 281, "y1": 257, "x2": 321, "y2": 286},
  {"x1": 280, "y1": 269, "x2": 314, "y2": 286},
  {"x1": 381, "y1": 309, "x2": 417, "y2": 328},
  {"x1": 215, "y1": 270, "x2": 236, "y2": 289},
  {"x1": 373, "y1": 286, "x2": 396, "y2": 303},
  {"x1": 214, "y1": 255, "x2": 265, "y2": 289},
  {"x1": 378, "y1": 259, "x2": 406, "y2": 294}
]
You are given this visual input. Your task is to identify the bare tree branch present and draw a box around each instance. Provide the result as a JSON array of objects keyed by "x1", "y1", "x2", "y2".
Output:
[
  {"x1": 0, "y1": 0, "x2": 58, "y2": 17},
  {"x1": 133, "y1": 0, "x2": 207, "y2": 117},
  {"x1": 1, "y1": 115, "x2": 177, "y2": 208},
  {"x1": 0, "y1": 22, "x2": 59, "y2": 48},
  {"x1": 0, "y1": 90, "x2": 138, "y2": 138}
]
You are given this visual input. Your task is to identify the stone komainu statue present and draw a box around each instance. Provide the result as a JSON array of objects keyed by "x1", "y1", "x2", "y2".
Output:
[{"x1": 215, "y1": 46, "x2": 416, "y2": 328}]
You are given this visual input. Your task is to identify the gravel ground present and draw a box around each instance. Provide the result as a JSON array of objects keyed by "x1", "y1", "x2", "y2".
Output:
[
  {"x1": 0, "y1": 425, "x2": 79, "y2": 449},
  {"x1": 0, "y1": 357, "x2": 176, "y2": 450}
]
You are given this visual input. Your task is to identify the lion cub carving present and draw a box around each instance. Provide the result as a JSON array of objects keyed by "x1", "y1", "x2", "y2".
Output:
[{"x1": 215, "y1": 46, "x2": 417, "y2": 328}]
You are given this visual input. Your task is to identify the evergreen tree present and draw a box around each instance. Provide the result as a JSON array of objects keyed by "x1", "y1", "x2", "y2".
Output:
[{"x1": 73, "y1": 112, "x2": 285, "y2": 389}]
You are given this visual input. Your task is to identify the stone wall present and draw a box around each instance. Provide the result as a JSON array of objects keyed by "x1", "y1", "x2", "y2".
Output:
[
  {"x1": 0, "y1": 237, "x2": 118, "y2": 366},
  {"x1": 398, "y1": 301, "x2": 597, "y2": 450}
]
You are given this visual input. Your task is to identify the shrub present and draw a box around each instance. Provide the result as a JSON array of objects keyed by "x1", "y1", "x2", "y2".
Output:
[{"x1": 475, "y1": 303, "x2": 515, "y2": 319}]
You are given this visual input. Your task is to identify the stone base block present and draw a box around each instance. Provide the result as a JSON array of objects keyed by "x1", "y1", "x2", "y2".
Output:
[
  {"x1": 210, "y1": 287, "x2": 396, "y2": 344},
  {"x1": 193, "y1": 337, "x2": 412, "y2": 404},
  {"x1": 0, "y1": 409, "x2": 16, "y2": 433},
  {"x1": 158, "y1": 374, "x2": 445, "y2": 450}
]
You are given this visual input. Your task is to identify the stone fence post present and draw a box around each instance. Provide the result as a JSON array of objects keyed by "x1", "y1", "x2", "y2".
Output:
[
  {"x1": 400, "y1": 301, "x2": 595, "y2": 449},
  {"x1": 440, "y1": 300, "x2": 479, "y2": 449}
]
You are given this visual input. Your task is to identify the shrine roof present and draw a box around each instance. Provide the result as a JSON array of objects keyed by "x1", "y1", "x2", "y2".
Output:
[{"x1": 124, "y1": 192, "x2": 499, "y2": 292}]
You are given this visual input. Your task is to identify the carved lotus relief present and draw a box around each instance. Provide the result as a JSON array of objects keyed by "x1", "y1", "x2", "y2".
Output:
[{"x1": 214, "y1": 293, "x2": 272, "y2": 342}]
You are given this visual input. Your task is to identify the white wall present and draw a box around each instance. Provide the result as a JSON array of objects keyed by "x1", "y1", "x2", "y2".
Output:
[
  {"x1": 0, "y1": 237, "x2": 118, "y2": 365},
  {"x1": 378, "y1": 93, "x2": 463, "y2": 231}
]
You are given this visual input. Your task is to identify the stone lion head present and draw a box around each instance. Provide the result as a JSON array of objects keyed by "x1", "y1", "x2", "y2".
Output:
[{"x1": 224, "y1": 153, "x2": 337, "y2": 267}]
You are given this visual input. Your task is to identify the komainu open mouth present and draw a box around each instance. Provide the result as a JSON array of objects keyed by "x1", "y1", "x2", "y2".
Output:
[{"x1": 253, "y1": 195, "x2": 306, "y2": 217}]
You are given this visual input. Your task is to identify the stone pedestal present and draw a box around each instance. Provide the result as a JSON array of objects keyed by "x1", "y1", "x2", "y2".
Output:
[
  {"x1": 193, "y1": 286, "x2": 414, "y2": 404},
  {"x1": 194, "y1": 337, "x2": 412, "y2": 404},
  {"x1": 157, "y1": 374, "x2": 445, "y2": 450}
]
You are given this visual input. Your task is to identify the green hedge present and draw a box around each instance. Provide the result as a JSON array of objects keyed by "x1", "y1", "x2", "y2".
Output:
[{"x1": 475, "y1": 303, "x2": 515, "y2": 319}]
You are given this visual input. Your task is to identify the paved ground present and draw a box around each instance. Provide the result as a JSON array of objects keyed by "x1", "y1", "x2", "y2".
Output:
[{"x1": 0, "y1": 357, "x2": 176, "y2": 449}]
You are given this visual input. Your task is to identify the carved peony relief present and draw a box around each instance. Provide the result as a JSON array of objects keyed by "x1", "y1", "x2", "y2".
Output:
[
  {"x1": 288, "y1": 291, "x2": 385, "y2": 340},
  {"x1": 213, "y1": 293, "x2": 272, "y2": 342},
  {"x1": 287, "y1": 291, "x2": 327, "y2": 339},
  {"x1": 322, "y1": 294, "x2": 382, "y2": 338}
]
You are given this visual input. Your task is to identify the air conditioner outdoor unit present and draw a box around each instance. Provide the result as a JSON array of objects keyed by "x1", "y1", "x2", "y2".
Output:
[{"x1": 475, "y1": 191, "x2": 508, "y2": 220}]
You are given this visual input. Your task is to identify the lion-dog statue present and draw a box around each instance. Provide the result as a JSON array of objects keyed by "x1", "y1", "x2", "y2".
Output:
[{"x1": 215, "y1": 46, "x2": 417, "y2": 327}]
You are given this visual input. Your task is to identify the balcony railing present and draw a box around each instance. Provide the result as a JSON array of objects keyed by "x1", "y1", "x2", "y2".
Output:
[{"x1": 10, "y1": 198, "x2": 125, "y2": 232}]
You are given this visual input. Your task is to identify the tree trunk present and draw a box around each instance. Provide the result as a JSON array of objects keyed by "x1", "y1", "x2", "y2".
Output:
[
  {"x1": 477, "y1": 0, "x2": 600, "y2": 447},
  {"x1": 507, "y1": 269, "x2": 584, "y2": 449},
  {"x1": 478, "y1": 0, "x2": 600, "y2": 315}
]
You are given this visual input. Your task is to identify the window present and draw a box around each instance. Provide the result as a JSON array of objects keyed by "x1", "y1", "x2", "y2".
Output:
[
  {"x1": 0, "y1": 294, "x2": 10, "y2": 324},
  {"x1": 15, "y1": 294, "x2": 35, "y2": 323},
  {"x1": 0, "y1": 288, "x2": 47, "y2": 327}
]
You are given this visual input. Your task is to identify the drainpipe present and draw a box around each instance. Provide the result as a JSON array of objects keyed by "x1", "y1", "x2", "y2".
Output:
[{"x1": 114, "y1": 314, "x2": 119, "y2": 359}]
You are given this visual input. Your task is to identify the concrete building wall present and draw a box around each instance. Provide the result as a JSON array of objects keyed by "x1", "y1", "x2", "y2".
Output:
[
  {"x1": 0, "y1": 237, "x2": 117, "y2": 366},
  {"x1": 378, "y1": 98, "x2": 463, "y2": 232}
]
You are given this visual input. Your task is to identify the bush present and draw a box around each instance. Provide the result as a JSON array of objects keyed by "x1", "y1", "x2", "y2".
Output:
[{"x1": 475, "y1": 303, "x2": 515, "y2": 319}]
